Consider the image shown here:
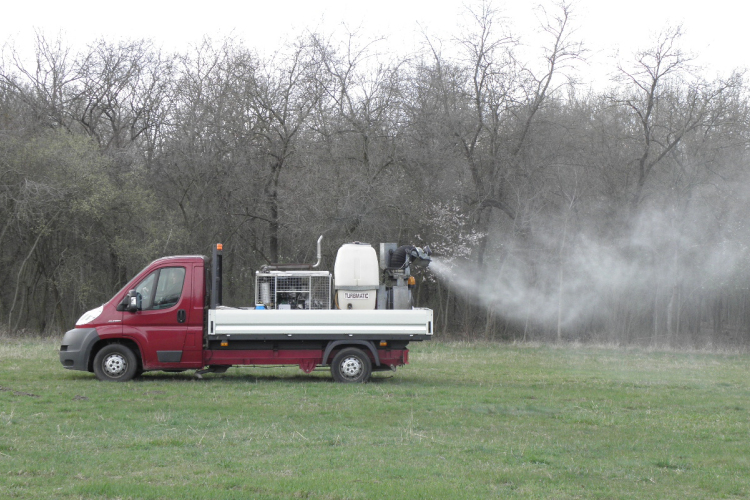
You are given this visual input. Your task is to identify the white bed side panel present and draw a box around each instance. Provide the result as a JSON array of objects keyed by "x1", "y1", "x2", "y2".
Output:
[{"x1": 209, "y1": 308, "x2": 433, "y2": 337}]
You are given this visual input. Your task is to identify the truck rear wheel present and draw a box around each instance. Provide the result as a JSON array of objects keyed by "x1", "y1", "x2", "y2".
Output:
[
  {"x1": 331, "y1": 348, "x2": 372, "y2": 383},
  {"x1": 93, "y1": 344, "x2": 138, "y2": 382}
]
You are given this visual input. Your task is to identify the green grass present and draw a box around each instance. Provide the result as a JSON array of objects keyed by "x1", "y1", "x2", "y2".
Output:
[{"x1": 2, "y1": 337, "x2": 750, "y2": 499}]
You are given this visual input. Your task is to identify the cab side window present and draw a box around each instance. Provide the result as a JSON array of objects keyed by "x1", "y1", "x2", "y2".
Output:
[
  {"x1": 135, "y1": 272, "x2": 157, "y2": 310},
  {"x1": 153, "y1": 267, "x2": 186, "y2": 310},
  {"x1": 135, "y1": 267, "x2": 186, "y2": 311}
]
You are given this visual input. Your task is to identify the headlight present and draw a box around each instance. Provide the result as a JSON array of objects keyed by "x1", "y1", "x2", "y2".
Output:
[{"x1": 76, "y1": 305, "x2": 104, "y2": 326}]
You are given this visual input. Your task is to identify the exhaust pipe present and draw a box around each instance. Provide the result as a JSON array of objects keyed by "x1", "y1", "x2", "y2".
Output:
[
  {"x1": 312, "y1": 235, "x2": 323, "y2": 268},
  {"x1": 260, "y1": 235, "x2": 324, "y2": 272}
]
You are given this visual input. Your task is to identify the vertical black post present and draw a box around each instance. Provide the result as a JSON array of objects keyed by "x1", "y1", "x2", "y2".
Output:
[{"x1": 211, "y1": 243, "x2": 223, "y2": 309}]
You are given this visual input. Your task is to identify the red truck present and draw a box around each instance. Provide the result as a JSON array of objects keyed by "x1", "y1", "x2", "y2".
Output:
[{"x1": 59, "y1": 240, "x2": 433, "y2": 383}]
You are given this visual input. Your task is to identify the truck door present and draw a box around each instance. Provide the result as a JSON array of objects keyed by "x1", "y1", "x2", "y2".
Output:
[{"x1": 122, "y1": 265, "x2": 201, "y2": 370}]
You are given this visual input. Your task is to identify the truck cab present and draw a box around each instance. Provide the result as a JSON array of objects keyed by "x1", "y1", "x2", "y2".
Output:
[{"x1": 60, "y1": 256, "x2": 207, "y2": 380}]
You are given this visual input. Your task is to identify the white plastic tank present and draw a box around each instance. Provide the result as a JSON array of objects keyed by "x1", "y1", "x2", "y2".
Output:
[{"x1": 334, "y1": 242, "x2": 379, "y2": 310}]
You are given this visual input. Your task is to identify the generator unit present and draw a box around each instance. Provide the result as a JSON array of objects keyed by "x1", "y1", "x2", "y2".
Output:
[{"x1": 254, "y1": 271, "x2": 332, "y2": 310}]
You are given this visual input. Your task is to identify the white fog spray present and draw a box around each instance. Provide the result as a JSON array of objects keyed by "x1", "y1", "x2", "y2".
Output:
[{"x1": 425, "y1": 203, "x2": 750, "y2": 339}]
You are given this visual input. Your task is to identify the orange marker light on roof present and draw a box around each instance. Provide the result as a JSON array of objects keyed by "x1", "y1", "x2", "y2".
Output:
[{"x1": 216, "y1": 243, "x2": 223, "y2": 251}]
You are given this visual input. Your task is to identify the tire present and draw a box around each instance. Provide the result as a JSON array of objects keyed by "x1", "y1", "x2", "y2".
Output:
[
  {"x1": 331, "y1": 348, "x2": 372, "y2": 383},
  {"x1": 93, "y1": 344, "x2": 139, "y2": 382}
]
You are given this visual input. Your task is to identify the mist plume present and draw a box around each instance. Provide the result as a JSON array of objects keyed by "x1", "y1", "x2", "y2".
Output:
[{"x1": 426, "y1": 205, "x2": 750, "y2": 343}]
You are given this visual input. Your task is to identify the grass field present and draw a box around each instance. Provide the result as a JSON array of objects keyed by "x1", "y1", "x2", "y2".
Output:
[{"x1": 1, "y1": 337, "x2": 750, "y2": 499}]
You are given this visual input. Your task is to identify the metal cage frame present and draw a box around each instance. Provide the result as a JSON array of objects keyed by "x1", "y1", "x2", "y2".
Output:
[{"x1": 255, "y1": 271, "x2": 332, "y2": 310}]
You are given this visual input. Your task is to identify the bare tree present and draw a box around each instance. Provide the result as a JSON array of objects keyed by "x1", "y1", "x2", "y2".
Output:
[
  {"x1": 613, "y1": 26, "x2": 734, "y2": 213},
  {"x1": 246, "y1": 38, "x2": 327, "y2": 262},
  {"x1": 73, "y1": 39, "x2": 175, "y2": 156},
  {"x1": 0, "y1": 31, "x2": 78, "y2": 130}
]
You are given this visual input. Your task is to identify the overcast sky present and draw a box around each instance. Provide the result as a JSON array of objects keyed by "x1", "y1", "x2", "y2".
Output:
[{"x1": 2, "y1": 0, "x2": 747, "y2": 86}]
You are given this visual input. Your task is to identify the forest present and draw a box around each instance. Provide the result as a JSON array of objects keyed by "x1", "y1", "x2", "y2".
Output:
[{"x1": 1, "y1": 3, "x2": 749, "y2": 345}]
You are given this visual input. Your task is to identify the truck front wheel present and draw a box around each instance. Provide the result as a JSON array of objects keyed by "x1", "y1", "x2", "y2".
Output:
[
  {"x1": 93, "y1": 344, "x2": 139, "y2": 382},
  {"x1": 331, "y1": 348, "x2": 372, "y2": 383}
]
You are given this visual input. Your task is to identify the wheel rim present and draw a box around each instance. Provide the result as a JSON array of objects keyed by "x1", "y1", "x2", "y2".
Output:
[
  {"x1": 340, "y1": 356, "x2": 363, "y2": 379},
  {"x1": 102, "y1": 353, "x2": 128, "y2": 377}
]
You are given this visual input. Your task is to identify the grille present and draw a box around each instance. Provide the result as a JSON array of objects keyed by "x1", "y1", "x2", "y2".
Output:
[{"x1": 255, "y1": 271, "x2": 332, "y2": 310}]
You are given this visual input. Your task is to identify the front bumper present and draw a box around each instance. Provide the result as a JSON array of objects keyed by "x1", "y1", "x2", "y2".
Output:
[{"x1": 59, "y1": 328, "x2": 100, "y2": 371}]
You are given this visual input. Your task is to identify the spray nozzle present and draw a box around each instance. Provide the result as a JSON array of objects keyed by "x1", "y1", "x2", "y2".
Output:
[{"x1": 410, "y1": 245, "x2": 432, "y2": 268}]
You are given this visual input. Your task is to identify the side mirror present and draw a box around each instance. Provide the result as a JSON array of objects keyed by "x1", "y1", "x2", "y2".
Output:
[
  {"x1": 130, "y1": 290, "x2": 142, "y2": 313},
  {"x1": 119, "y1": 290, "x2": 141, "y2": 313}
]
